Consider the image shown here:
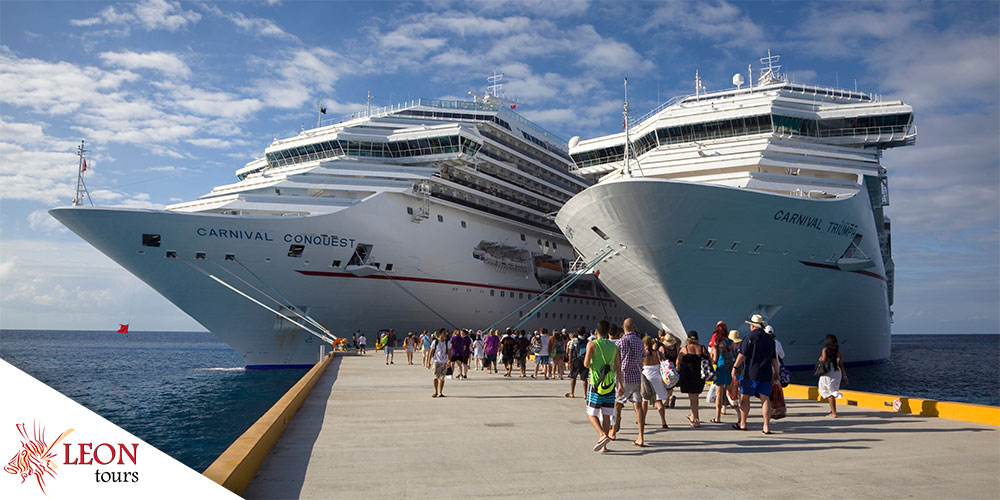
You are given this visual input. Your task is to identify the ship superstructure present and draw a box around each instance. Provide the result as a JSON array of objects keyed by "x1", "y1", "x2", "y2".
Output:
[
  {"x1": 51, "y1": 87, "x2": 640, "y2": 367},
  {"x1": 556, "y1": 54, "x2": 915, "y2": 366}
]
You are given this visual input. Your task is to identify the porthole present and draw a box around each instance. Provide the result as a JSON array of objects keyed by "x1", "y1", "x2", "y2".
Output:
[
  {"x1": 385, "y1": 263, "x2": 393, "y2": 271},
  {"x1": 437, "y1": 215, "x2": 444, "y2": 222},
  {"x1": 702, "y1": 239, "x2": 716, "y2": 250},
  {"x1": 406, "y1": 207, "x2": 414, "y2": 215},
  {"x1": 727, "y1": 241, "x2": 741, "y2": 252},
  {"x1": 461, "y1": 221, "x2": 467, "y2": 228},
  {"x1": 675, "y1": 239, "x2": 685, "y2": 246}
]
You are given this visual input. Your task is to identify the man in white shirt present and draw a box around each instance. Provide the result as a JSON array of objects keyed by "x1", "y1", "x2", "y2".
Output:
[
  {"x1": 357, "y1": 332, "x2": 367, "y2": 355},
  {"x1": 533, "y1": 329, "x2": 552, "y2": 379},
  {"x1": 430, "y1": 331, "x2": 450, "y2": 398}
]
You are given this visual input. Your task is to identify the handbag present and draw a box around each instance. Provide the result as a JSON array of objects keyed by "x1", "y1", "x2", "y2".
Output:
[
  {"x1": 700, "y1": 357, "x2": 716, "y2": 382},
  {"x1": 770, "y1": 382, "x2": 787, "y2": 419},
  {"x1": 779, "y1": 363, "x2": 791, "y2": 387},
  {"x1": 660, "y1": 360, "x2": 679, "y2": 389},
  {"x1": 705, "y1": 383, "x2": 717, "y2": 404},
  {"x1": 813, "y1": 360, "x2": 831, "y2": 377}
]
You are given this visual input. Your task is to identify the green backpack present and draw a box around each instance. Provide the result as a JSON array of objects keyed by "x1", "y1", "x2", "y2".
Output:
[{"x1": 592, "y1": 339, "x2": 617, "y2": 395}]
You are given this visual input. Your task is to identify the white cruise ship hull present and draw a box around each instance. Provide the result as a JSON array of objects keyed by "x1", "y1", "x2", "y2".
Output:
[
  {"x1": 556, "y1": 178, "x2": 891, "y2": 368},
  {"x1": 51, "y1": 192, "x2": 634, "y2": 368}
]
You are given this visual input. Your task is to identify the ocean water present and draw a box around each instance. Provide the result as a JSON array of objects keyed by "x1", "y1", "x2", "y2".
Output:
[
  {"x1": 788, "y1": 334, "x2": 999, "y2": 407},
  {"x1": 0, "y1": 330, "x2": 305, "y2": 473}
]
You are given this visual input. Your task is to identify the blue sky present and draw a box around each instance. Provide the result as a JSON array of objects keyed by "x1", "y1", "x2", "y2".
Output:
[{"x1": 0, "y1": 0, "x2": 997, "y2": 335}]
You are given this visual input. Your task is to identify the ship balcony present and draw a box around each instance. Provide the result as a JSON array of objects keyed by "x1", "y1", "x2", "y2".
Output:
[{"x1": 792, "y1": 124, "x2": 917, "y2": 148}]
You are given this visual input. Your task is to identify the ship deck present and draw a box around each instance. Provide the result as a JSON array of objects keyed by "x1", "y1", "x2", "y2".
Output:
[{"x1": 242, "y1": 353, "x2": 999, "y2": 499}]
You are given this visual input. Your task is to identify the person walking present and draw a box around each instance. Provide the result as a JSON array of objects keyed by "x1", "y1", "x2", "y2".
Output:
[
  {"x1": 730, "y1": 314, "x2": 779, "y2": 433},
  {"x1": 611, "y1": 318, "x2": 647, "y2": 447},
  {"x1": 384, "y1": 329, "x2": 398, "y2": 365},
  {"x1": 516, "y1": 330, "x2": 530, "y2": 377},
  {"x1": 357, "y1": 332, "x2": 367, "y2": 355},
  {"x1": 566, "y1": 328, "x2": 589, "y2": 398},
  {"x1": 430, "y1": 331, "x2": 449, "y2": 398},
  {"x1": 584, "y1": 320, "x2": 621, "y2": 453},
  {"x1": 818, "y1": 334, "x2": 848, "y2": 417},
  {"x1": 473, "y1": 332, "x2": 485, "y2": 371},
  {"x1": 641, "y1": 335, "x2": 669, "y2": 429},
  {"x1": 449, "y1": 329, "x2": 471, "y2": 379},
  {"x1": 709, "y1": 324, "x2": 736, "y2": 424},
  {"x1": 404, "y1": 333, "x2": 416, "y2": 365},
  {"x1": 500, "y1": 329, "x2": 516, "y2": 377},
  {"x1": 660, "y1": 331, "x2": 680, "y2": 408},
  {"x1": 533, "y1": 329, "x2": 552, "y2": 379},
  {"x1": 421, "y1": 331, "x2": 432, "y2": 368},
  {"x1": 676, "y1": 331, "x2": 709, "y2": 427},
  {"x1": 483, "y1": 330, "x2": 499, "y2": 374},
  {"x1": 551, "y1": 329, "x2": 568, "y2": 380}
]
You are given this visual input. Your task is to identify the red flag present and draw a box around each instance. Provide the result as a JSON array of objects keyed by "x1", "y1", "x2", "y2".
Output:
[
  {"x1": 117, "y1": 324, "x2": 129, "y2": 334},
  {"x1": 510, "y1": 104, "x2": 516, "y2": 109},
  {"x1": 82, "y1": 158, "x2": 87, "y2": 172},
  {"x1": 595, "y1": 269, "x2": 600, "y2": 278},
  {"x1": 622, "y1": 118, "x2": 626, "y2": 131}
]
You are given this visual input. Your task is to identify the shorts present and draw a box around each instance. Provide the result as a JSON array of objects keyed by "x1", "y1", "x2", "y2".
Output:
[
  {"x1": 739, "y1": 377, "x2": 773, "y2": 399},
  {"x1": 502, "y1": 352, "x2": 514, "y2": 364},
  {"x1": 552, "y1": 353, "x2": 566, "y2": 363},
  {"x1": 537, "y1": 355, "x2": 550, "y2": 365},
  {"x1": 616, "y1": 382, "x2": 642, "y2": 404},
  {"x1": 433, "y1": 362, "x2": 448, "y2": 379},
  {"x1": 585, "y1": 389, "x2": 616, "y2": 416},
  {"x1": 485, "y1": 354, "x2": 497, "y2": 365},
  {"x1": 450, "y1": 354, "x2": 467, "y2": 363},
  {"x1": 385, "y1": 347, "x2": 395, "y2": 354},
  {"x1": 517, "y1": 356, "x2": 527, "y2": 368},
  {"x1": 569, "y1": 360, "x2": 588, "y2": 380}
]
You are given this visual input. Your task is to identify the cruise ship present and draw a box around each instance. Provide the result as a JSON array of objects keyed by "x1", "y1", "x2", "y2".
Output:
[
  {"x1": 555, "y1": 54, "x2": 915, "y2": 367},
  {"x1": 51, "y1": 83, "x2": 641, "y2": 368}
]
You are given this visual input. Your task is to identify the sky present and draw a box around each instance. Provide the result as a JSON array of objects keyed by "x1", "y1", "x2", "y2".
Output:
[{"x1": 0, "y1": 0, "x2": 997, "y2": 335}]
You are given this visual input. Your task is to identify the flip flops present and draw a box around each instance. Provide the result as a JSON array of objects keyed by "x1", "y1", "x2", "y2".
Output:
[
  {"x1": 731, "y1": 423, "x2": 747, "y2": 431},
  {"x1": 593, "y1": 436, "x2": 612, "y2": 452}
]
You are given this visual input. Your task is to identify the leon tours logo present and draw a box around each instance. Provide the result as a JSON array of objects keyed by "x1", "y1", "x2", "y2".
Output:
[{"x1": 5, "y1": 421, "x2": 139, "y2": 495}]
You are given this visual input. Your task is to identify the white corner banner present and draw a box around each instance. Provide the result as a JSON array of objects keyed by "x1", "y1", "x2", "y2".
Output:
[{"x1": 0, "y1": 359, "x2": 239, "y2": 499}]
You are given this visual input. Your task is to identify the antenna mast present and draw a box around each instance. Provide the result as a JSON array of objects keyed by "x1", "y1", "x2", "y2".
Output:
[
  {"x1": 73, "y1": 140, "x2": 93, "y2": 207},
  {"x1": 366, "y1": 91, "x2": 374, "y2": 116},
  {"x1": 486, "y1": 68, "x2": 504, "y2": 98}
]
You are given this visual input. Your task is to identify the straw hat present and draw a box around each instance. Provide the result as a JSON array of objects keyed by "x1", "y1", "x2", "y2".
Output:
[
  {"x1": 744, "y1": 314, "x2": 766, "y2": 328},
  {"x1": 728, "y1": 330, "x2": 742, "y2": 343},
  {"x1": 662, "y1": 334, "x2": 678, "y2": 346}
]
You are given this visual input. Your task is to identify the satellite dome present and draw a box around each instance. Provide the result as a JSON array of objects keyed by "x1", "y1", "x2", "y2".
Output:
[
  {"x1": 732, "y1": 73, "x2": 745, "y2": 87},
  {"x1": 568, "y1": 136, "x2": 581, "y2": 149}
]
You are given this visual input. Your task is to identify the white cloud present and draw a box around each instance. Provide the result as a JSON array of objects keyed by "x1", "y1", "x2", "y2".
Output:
[
  {"x1": 230, "y1": 12, "x2": 298, "y2": 42},
  {"x1": 69, "y1": 0, "x2": 201, "y2": 32},
  {"x1": 187, "y1": 138, "x2": 235, "y2": 149},
  {"x1": 28, "y1": 209, "x2": 68, "y2": 232},
  {"x1": 253, "y1": 48, "x2": 355, "y2": 109},
  {"x1": 99, "y1": 50, "x2": 191, "y2": 78},
  {"x1": 642, "y1": 0, "x2": 767, "y2": 49}
]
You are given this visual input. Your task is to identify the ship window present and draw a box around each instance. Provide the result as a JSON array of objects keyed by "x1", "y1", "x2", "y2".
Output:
[
  {"x1": 288, "y1": 245, "x2": 305, "y2": 257},
  {"x1": 519, "y1": 311, "x2": 523, "y2": 318},
  {"x1": 373, "y1": 262, "x2": 380, "y2": 269},
  {"x1": 225, "y1": 254, "x2": 235, "y2": 261},
  {"x1": 407, "y1": 207, "x2": 414, "y2": 215},
  {"x1": 461, "y1": 221, "x2": 467, "y2": 228},
  {"x1": 519, "y1": 293, "x2": 524, "y2": 299},
  {"x1": 591, "y1": 226, "x2": 610, "y2": 240},
  {"x1": 501, "y1": 291, "x2": 505, "y2": 297},
  {"x1": 520, "y1": 234, "x2": 525, "y2": 241},
  {"x1": 702, "y1": 239, "x2": 716, "y2": 250},
  {"x1": 491, "y1": 290, "x2": 495, "y2": 296},
  {"x1": 332, "y1": 259, "x2": 341, "y2": 268},
  {"x1": 195, "y1": 252, "x2": 206, "y2": 260},
  {"x1": 437, "y1": 215, "x2": 444, "y2": 222},
  {"x1": 553, "y1": 242, "x2": 557, "y2": 249},
  {"x1": 675, "y1": 239, "x2": 685, "y2": 246},
  {"x1": 545, "y1": 241, "x2": 550, "y2": 247},
  {"x1": 385, "y1": 263, "x2": 393, "y2": 271},
  {"x1": 727, "y1": 241, "x2": 741, "y2": 252},
  {"x1": 544, "y1": 312, "x2": 549, "y2": 318},
  {"x1": 751, "y1": 244, "x2": 763, "y2": 254},
  {"x1": 538, "y1": 238, "x2": 542, "y2": 245},
  {"x1": 142, "y1": 234, "x2": 161, "y2": 247},
  {"x1": 165, "y1": 251, "x2": 176, "y2": 259}
]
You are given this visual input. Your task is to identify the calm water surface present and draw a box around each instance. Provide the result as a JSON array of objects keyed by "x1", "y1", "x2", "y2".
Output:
[{"x1": 0, "y1": 330, "x2": 305, "y2": 472}]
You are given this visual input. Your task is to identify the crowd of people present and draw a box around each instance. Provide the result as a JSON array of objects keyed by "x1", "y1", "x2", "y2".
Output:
[{"x1": 350, "y1": 314, "x2": 848, "y2": 451}]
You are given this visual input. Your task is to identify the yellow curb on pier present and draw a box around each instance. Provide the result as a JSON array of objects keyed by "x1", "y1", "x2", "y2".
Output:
[
  {"x1": 784, "y1": 384, "x2": 1000, "y2": 426},
  {"x1": 203, "y1": 352, "x2": 336, "y2": 495}
]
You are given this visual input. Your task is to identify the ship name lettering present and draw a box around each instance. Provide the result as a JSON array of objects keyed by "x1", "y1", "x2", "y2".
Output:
[
  {"x1": 773, "y1": 210, "x2": 824, "y2": 231},
  {"x1": 283, "y1": 233, "x2": 355, "y2": 248},
  {"x1": 196, "y1": 227, "x2": 273, "y2": 241}
]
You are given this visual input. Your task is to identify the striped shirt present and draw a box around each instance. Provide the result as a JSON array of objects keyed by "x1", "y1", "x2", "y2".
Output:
[{"x1": 615, "y1": 332, "x2": 645, "y2": 385}]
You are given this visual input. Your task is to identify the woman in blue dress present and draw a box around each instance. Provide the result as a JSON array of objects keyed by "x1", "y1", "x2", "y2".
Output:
[{"x1": 709, "y1": 322, "x2": 735, "y2": 424}]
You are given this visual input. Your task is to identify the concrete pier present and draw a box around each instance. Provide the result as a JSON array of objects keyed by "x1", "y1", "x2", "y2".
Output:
[{"x1": 245, "y1": 354, "x2": 999, "y2": 499}]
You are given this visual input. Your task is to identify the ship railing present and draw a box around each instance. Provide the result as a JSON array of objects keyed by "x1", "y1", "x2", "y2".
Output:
[
  {"x1": 816, "y1": 124, "x2": 916, "y2": 140},
  {"x1": 635, "y1": 94, "x2": 691, "y2": 125}
]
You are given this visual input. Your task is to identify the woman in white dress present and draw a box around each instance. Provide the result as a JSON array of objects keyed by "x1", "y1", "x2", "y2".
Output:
[
  {"x1": 641, "y1": 336, "x2": 669, "y2": 428},
  {"x1": 818, "y1": 334, "x2": 849, "y2": 417},
  {"x1": 473, "y1": 333, "x2": 485, "y2": 371}
]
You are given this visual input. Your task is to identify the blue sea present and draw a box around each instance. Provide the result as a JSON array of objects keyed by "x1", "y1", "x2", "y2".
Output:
[
  {"x1": 1, "y1": 331, "x2": 997, "y2": 473},
  {"x1": 0, "y1": 330, "x2": 305, "y2": 473}
]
